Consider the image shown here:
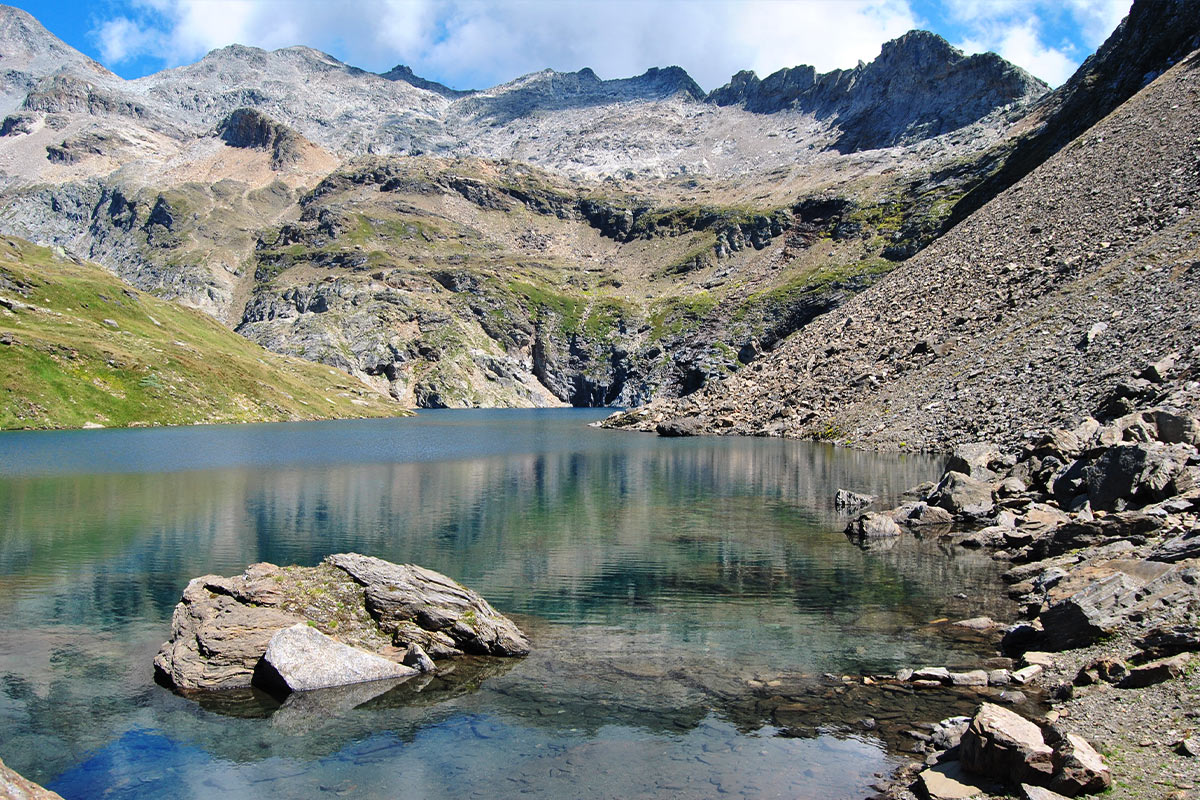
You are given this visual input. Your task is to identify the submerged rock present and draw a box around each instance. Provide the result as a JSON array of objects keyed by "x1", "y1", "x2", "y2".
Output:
[
  {"x1": 154, "y1": 554, "x2": 529, "y2": 693},
  {"x1": 845, "y1": 511, "x2": 901, "y2": 541},
  {"x1": 655, "y1": 416, "x2": 706, "y2": 437}
]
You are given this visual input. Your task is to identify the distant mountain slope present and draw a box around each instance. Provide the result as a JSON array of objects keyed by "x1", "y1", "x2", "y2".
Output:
[
  {"x1": 604, "y1": 41, "x2": 1200, "y2": 448},
  {"x1": 0, "y1": 236, "x2": 399, "y2": 430},
  {"x1": 0, "y1": 4, "x2": 117, "y2": 113}
]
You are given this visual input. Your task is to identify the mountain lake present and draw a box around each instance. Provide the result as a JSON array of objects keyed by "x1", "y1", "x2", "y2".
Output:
[{"x1": 0, "y1": 409, "x2": 1016, "y2": 799}]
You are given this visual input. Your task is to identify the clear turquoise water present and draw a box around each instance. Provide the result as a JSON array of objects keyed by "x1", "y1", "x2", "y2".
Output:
[{"x1": 0, "y1": 409, "x2": 1007, "y2": 799}]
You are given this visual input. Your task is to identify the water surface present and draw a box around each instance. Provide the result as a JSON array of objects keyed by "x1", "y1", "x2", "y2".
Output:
[{"x1": 0, "y1": 410, "x2": 1008, "y2": 799}]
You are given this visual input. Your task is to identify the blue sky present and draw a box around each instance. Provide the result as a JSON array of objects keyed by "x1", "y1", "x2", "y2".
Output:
[{"x1": 12, "y1": 0, "x2": 1130, "y2": 90}]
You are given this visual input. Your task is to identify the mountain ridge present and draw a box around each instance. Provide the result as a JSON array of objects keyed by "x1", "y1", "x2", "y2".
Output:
[{"x1": 0, "y1": 4, "x2": 1045, "y2": 166}]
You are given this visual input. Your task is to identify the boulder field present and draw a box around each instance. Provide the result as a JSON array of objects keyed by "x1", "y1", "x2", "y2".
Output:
[{"x1": 841, "y1": 401, "x2": 1200, "y2": 799}]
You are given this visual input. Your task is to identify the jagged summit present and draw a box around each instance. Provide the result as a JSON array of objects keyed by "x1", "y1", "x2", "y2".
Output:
[
  {"x1": 381, "y1": 64, "x2": 474, "y2": 98},
  {"x1": 707, "y1": 29, "x2": 1047, "y2": 151}
]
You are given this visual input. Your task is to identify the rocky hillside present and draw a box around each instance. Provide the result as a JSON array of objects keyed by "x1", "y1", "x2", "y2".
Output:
[
  {"x1": 604, "y1": 21, "x2": 1200, "y2": 450},
  {"x1": 0, "y1": 1, "x2": 1058, "y2": 411},
  {"x1": 0, "y1": 236, "x2": 398, "y2": 429}
]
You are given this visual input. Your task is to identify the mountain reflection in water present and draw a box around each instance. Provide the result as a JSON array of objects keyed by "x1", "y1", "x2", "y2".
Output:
[{"x1": 0, "y1": 410, "x2": 1013, "y2": 799}]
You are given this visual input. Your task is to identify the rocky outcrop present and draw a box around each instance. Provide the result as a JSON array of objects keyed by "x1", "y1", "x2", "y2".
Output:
[
  {"x1": 381, "y1": 64, "x2": 474, "y2": 98},
  {"x1": 154, "y1": 565, "x2": 305, "y2": 691},
  {"x1": 215, "y1": 107, "x2": 305, "y2": 169},
  {"x1": 154, "y1": 555, "x2": 528, "y2": 693},
  {"x1": 327, "y1": 553, "x2": 530, "y2": 657}
]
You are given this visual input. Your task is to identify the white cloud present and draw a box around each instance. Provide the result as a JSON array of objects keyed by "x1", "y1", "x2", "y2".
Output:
[
  {"x1": 1063, "y1": 0, "x2": 1131, "y2": 46},
  {"x1": 961, "y1": 18, "x2": 1077, "y2": 86},
  {"x1": 942, "y1": 0, "x2": 1130, "y2": 86},
  {"x1": 87, "y1": 0, "x2": 924, "y2": 91},
  {"x1": 94, "y1": 16, "x2": 155, "y2": 64}
]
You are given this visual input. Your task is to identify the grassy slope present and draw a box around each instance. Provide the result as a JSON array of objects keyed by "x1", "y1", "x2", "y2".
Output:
[{"x1": 0, "y1": 236, "x2": 403, "y2": 430}]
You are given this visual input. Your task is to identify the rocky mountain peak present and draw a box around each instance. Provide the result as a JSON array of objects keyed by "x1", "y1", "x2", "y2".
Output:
[
  {"x1": 0, "y1": 4, "x2": 116, "y2": 114},
  {"x1": 875, "y1": 29, "x2": 959, "y2": 66},
  {"x1": 450, "y1": 64, "x2": 704, "y2": 125},
  {"x1": 705, "y1": 28, "x2": 1047, "y2": 152},
  {"x1": 381, "y1": 64, "x2": 474, "y2": 98},
  {"x1": 0, "y1": 4, "x2": 103, "y2": 68}
]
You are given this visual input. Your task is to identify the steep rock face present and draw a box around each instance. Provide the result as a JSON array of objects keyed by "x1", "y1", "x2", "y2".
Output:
[
  {"x1": 215, "y1": 107, "x2": 305, "y2": 168},
  {"x1": 604, "y1": 40, "x2": 1200, "y2": 448},
  {"x1": 949, "y1": 0, "x2": 1200, "y2": 225},
  {"x1": 707, "y1": 30, "x2": 1047, "y2": 151},
  {"x1": 231, "y1": 153, "x2": 969, "y2": 408}
]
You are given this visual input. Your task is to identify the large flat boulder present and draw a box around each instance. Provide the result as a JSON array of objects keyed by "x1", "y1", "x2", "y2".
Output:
[
  {"x1": 932, "y1": 471, "x2": 995, "y2": 518},
  {"x1": 1050, "y1": 733, "x2": 1111, "y2": 795},
  {"x1": 257, "y1": 623, "x2": 417, "y2": 694},
  {"x1": 946, "y1": 443, "x2": 1003, "y2": 479},
  {"x1": 155, "y1": 554, "x2": 528, "y2": 693},
  {"x1": 1147, "y1": 528, "x2": 1200, "y2": 563},
  {"x1": 1084, "y1": 442, "x2": 1192, "y2": 511}
]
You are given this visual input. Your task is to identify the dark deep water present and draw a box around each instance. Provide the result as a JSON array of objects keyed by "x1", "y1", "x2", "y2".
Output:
[{"x1": 0, "y1": 409, "x2": 1009, "y2": 799}]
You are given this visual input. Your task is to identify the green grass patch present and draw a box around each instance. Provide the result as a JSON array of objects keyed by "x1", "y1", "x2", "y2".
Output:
[
  {"x1": 0, "y1": 236, "x2": 402, "y2": 430},
  {"x1": 648, "y1": 292, "x2": 718, "y2": 340}
]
